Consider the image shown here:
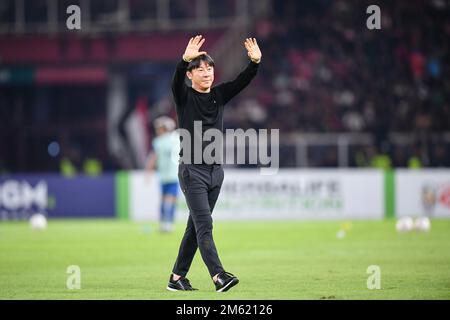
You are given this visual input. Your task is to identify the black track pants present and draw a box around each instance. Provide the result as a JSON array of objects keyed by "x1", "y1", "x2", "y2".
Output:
[{"x1": 172, "y1": 163, "x2": 225, "y2": 278}]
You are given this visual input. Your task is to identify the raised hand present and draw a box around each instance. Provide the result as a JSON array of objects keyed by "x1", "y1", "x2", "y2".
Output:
[
  {"x1": 183, "y1": 35, "x2": 207, "y2": 62},
  {"x1": 244, "y1": 38, "x2": 262, "y2": 63}
]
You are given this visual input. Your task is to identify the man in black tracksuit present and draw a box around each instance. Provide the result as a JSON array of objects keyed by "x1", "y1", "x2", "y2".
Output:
[{"x1": 166, "y1": 35, "x2": 261, "y2": 292}]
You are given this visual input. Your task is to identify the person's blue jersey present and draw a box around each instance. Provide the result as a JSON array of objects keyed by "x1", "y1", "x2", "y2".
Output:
[{"x1": 152, "y1": 131, "x2": 180, "y2": 184}]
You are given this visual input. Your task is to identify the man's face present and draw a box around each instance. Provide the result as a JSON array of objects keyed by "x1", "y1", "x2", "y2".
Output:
[
  {"x1": 155, "y1": 126, "x2": 166, "y2": 136},
  {"x1": 187, "y1": 61, "x2": 214, "y2": 91}
]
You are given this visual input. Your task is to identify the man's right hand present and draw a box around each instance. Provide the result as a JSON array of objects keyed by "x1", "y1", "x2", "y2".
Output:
[{"x1": 183, "y1": 35, "x2": 207, "y2": 62}]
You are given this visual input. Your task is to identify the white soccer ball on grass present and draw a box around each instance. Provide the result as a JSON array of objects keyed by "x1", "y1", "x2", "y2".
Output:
[
  {"x1": 395, "y1": 216, "x2": 414, "y2": 233},
  {"x1": 29, "y1": 213, "x2": 48, "y2": 230},
  {"x1": 414, "y1": 217, "x2": 431, "y2": 232}
]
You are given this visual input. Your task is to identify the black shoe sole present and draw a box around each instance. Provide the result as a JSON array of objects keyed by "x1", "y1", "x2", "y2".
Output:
[{"x1": 216, "y1": 278, "x2": 239, "y2": 292}]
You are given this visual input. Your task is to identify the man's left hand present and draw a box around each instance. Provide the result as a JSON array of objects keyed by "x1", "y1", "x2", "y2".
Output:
[{"x1": 245, "y1": 38, "x2": 262, "y2": 63}]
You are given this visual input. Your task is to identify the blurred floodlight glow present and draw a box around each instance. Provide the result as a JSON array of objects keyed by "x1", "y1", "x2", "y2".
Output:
[{"x1": 47, "y1": 141, "x2": 60, "y2": 157}]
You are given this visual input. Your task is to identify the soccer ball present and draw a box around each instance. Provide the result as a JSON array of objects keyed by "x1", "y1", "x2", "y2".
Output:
[
  {"x1": 414, "y1": 217, "x2": 431, "y2": 232},
  {"x1": 336, "y1": 229, "x2": 346, "y2": 239},
  {"x1": 29, "y1": 213, "x2": 48, "y2": 230},
  {"x1": 395, "y1": 216, "x2": 414, "y2": 233}
]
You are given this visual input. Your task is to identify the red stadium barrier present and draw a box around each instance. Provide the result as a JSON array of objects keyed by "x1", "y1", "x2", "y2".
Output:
[
  {"x1": 0, "y1": 31, "x2": 225, "y2": 64},
  {"x1": 35, "y1": 66, "x2": 108, "y2": 84}
]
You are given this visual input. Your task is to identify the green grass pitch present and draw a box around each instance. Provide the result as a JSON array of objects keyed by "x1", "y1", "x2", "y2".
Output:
[{"x1": 1, "y1": 219, "x2": 449, "y2": 299}]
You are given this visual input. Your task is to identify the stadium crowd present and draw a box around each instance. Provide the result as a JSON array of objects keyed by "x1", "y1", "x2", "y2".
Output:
[{"x1": 224, "y1": 0, "x2": 450, "y2": 167}]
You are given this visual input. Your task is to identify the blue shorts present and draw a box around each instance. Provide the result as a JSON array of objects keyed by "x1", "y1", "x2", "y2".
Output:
[{"x1": 161, "y1": 182, "x2": 179, "y2": 197}]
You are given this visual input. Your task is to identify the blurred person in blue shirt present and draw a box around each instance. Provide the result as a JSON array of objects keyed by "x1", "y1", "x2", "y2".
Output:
[{"x1": 146, "y1": 116, "x2": 180, "y2": 232}]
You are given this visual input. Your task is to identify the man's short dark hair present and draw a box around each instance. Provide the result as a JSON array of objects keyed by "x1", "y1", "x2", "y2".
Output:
[{"x1": 187, "y1": 54, "x2": 215, "y2": 72}]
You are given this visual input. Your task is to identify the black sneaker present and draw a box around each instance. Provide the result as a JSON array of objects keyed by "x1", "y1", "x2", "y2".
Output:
[
  {"x1": 214, "y1": 271, "x2": 239, "y2": 292},
  {"x1": 166, "y1": 274, "x2": 198, "y2": 291}
]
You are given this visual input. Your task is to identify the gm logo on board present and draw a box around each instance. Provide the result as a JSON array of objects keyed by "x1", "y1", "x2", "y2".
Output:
[{"x1": 0, "y1": 180, "x2": 48, "y2": 211}]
